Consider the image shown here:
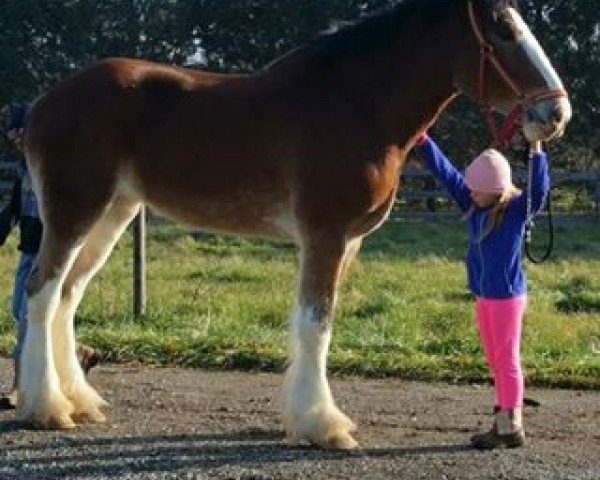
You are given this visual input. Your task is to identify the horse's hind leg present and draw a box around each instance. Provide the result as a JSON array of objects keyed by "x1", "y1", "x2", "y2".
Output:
[
  {"x1": 52, "y1": 197, "x2": 140, "y2": 424},
  {"x1": 284, "y1": 233, "x2": 360, "y2": 449},
  {"x1": 18, "y1": 186, "x2": 139, "y2": 428},
  {"x1": 18, "y1": 231, "x2": 84, "y2": 428}
]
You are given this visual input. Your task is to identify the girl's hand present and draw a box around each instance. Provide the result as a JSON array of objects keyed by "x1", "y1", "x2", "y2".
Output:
[
  {"x1": 530, "y1": 140, "x2": 542, "y2": 153},
  {"x1": 415, "y1": 130, "x2": 429, "y2": 146}
]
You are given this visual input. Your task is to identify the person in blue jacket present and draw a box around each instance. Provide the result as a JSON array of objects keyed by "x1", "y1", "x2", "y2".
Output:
[
  {"x1": 414, "y1": 133, "x2": 549, "y2": 449},
  {"x1": 0, "y1": 103, "x2": 99, "y2": 410}
]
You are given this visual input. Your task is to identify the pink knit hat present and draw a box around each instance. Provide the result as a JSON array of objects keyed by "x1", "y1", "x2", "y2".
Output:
[{"x1": 465, "y1": 149, "x2": 512, "y2": 194}]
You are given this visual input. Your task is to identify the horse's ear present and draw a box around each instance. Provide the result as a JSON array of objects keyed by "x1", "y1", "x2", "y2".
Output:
[
  {"x1": 476, "y1": 0, "x2": 516, "y2": 11},
  {"x1": 492, "y1": 0, "x2": 520, "y2": 11},
  {"x1": 475, "y1": 0, "x2": 520, "y2": 20}
]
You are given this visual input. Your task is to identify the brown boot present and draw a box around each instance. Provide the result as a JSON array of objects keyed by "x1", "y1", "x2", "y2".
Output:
[
  {"x1": 0, "y1": 359, "x2": 19, "y2": 410},
  {"x1": 471, "y1": 407, "x2": 526, "y2": 450},
  {"x1": 76, "y1": 343, "x2": 100, "y2": 374}
]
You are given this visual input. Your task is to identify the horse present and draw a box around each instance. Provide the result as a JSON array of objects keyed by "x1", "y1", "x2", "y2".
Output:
[{"x1": 19, "y1": 0, "x2": 570, "y2": 449}]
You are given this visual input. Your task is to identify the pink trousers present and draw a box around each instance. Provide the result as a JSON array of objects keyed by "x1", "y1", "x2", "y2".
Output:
[{"x1": 475, "y1": 295, "x2": 527, "y2": 410}]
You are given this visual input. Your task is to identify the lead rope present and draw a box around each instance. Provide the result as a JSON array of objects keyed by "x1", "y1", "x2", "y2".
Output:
[{"x1": 524, "y1": 145, "x2": 554, "y2": 263}]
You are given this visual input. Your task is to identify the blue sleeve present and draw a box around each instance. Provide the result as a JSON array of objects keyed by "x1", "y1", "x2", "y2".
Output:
[
  {"x1": 415, "y1": 137, "x2": 472, "y2": 212},
  {"x1": 512, "y1": 151, "x2": 550, "y2": 218}
]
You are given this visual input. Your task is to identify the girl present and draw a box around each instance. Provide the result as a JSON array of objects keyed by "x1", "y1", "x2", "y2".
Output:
[{"x1": 414, "y1": 133, "x2": 549, "y2": 449}]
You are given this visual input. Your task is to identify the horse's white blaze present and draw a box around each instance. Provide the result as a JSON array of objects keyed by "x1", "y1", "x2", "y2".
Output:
[
  {"x1": 509, "y1": 7, "x2": 563, "y2": 91},
  {"x1": 19, "y1": 277, "x2": 73, "y2": 423}
]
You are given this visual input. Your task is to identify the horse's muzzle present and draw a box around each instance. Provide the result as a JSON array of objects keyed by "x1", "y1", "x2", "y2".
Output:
[{"x1": 523, "y1": 96, "x2": 572, "y2": 142}]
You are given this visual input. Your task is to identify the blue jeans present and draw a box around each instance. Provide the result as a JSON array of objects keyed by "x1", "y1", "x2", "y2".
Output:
[{"x1": 12, "y1": 252, "x2": 37, "y2": 361}]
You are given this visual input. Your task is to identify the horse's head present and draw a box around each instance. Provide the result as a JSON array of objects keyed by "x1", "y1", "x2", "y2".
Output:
[{"x1": 454, "y1": 0, "x2": 571, "y2": 142}]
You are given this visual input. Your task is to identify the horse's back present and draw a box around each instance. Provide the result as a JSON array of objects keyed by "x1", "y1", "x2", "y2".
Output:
[
  {"x1": 27, "y1": 57, "x2": 241, "y2": 151},
  {"x1": 25, "y1": 58, "x2": 297, "y2": 239},
  {"x1": 25, "y1": 57, "x2": 398, "y2": 242}
]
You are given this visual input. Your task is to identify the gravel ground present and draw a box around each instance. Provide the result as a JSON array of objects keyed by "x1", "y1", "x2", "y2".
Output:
[{"x1": 0, "y1": 358, "x2": 598, "y2": 480}]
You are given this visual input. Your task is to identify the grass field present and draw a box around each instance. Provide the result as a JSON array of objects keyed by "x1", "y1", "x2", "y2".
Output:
[{"x1": 1, "y1": 213, "x2": 599, "y2": 388}]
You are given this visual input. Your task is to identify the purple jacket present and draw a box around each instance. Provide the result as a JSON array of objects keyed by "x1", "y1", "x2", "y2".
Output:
[{"x1": 416, "y1": 137, "x2": 549, "y2": 298}]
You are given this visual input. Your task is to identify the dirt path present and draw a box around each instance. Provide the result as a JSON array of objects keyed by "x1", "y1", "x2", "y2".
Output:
[{"x1": 0, "y1": 358, "x2": 598, "y2": 479}]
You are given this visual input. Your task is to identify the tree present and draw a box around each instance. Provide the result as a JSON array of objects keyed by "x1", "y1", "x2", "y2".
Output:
[{"x1": 0, "y1": 0, "x2": 596, "y2": 168}]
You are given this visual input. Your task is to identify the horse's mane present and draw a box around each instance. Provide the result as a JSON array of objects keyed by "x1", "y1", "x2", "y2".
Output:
[
  {"x1": 309, "y1": 0, "x2": 467, "y2": 61},
  {"x1": 265, "y1": 0, "x2": 519, "y2": 71}
]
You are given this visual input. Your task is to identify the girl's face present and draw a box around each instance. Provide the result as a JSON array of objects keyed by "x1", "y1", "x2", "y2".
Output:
[{"x1": 470, "y1": 190, "x2": 500, "y2": 209}]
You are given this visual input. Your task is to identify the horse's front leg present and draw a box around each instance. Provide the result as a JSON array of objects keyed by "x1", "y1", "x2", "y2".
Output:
[{"x1": 284, "y1": 235, "x2": 358, "y2": 449}]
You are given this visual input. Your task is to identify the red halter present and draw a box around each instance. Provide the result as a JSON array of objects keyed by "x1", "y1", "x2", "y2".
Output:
[{"x1": 467, "y1": 1, "x2": 567, "y2": 148}]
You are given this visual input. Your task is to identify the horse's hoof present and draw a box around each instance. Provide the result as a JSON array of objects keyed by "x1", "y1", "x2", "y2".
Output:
[
  {"x1": 18, "y1": 394, "x2": 76, "y2": 430},
  {"x1": 324, "y1": 432, "x2": 359, "y2": 450},
  {"x1": 72, "y1": 407, "x2": 106, "y2": 424},
  {"x1": 64, "y1": 384, "x2": 108, "y2": 420},
  {"x1": 284, "y1": 408, "x2": 358, "y2": 450},
  {"x1": 45, "y1": 413, "x2": 76, "y2": 430}
]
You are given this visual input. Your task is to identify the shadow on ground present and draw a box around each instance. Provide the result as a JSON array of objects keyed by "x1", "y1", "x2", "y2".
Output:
[{"x1": 0, "y1": 425, "x2": 471, "y2": 478}]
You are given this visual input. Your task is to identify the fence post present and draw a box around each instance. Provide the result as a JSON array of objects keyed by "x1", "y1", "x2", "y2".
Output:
[{"x1": 133, "y1": 205, "x2": 146, "y2": 316}]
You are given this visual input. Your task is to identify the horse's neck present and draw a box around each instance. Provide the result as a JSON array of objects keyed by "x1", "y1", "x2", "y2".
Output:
[
  {"x1": 262, "y1": 8, "x2": 468, "y2": 148},
  {"x1": 386, "y1": 64, "x2": 459, "y2": 142},
  {"x1": 328, "y1": 17, "x2": 465, "y2": 146}
]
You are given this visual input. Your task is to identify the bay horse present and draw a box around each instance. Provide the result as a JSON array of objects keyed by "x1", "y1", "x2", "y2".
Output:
[{"x1": 19, "y1": 0, "x2": 570, "y2": 449}]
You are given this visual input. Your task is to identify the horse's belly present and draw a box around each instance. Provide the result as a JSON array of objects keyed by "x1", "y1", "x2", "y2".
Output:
[
  {"x1": 128, "y1": 154, "x2": 297, "y2": 240},
  {"x1": 146, "y1": 192, "x2": 297, "y2": 242}
]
